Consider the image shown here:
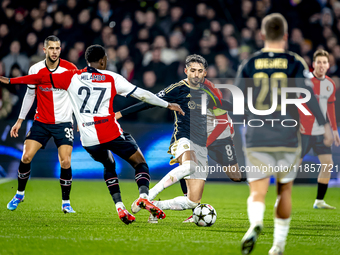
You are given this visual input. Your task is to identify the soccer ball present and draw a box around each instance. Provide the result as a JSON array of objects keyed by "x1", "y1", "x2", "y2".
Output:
[{"x1": 193, "y1": 203, "x2": 217, "y2": 227}]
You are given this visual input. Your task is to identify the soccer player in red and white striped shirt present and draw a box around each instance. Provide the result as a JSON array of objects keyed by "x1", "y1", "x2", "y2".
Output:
[
  {"x1": 1, "y1": 45, "x2": 184, "y2": 224},
  {"x1": 7, "y1": 36, "x2": 77, "y2": 213},
  {"x1": 299, "y1": 49, "x2": 340, "y2": 209}
]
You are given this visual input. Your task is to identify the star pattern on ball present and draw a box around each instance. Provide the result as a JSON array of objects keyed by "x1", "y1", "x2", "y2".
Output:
[
  {"x1": 208, "y1": 209, "x2": 216, "y2": 217},
  {"x1": 199, "y1": 204, "x2": 206, "y2": 209},
  {"x1": 197, "y1": 211, "x2": 206, "y2": 222}
]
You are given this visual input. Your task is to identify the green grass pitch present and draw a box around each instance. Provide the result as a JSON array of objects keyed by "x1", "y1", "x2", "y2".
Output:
[{"x1": 0, "y1": 179, "x2": 339, "y2": 255}]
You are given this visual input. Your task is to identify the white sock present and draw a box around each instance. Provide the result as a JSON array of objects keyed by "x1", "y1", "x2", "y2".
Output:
[
  {"x1": 153, "y1": 196, "x2": 198, "y2": 210},
  {"x1": 115, "y1": 202, "x2": 125, "y2": 211},
  {"x1": 273, "y1": 217, "x2": 291, "y2": 251},
  {"x1": 139, "y1": 193, "x2": 148, "y2": 199},
  {"x1": 247, "y1": 197, "x2": 265, "y2": 226},
  {"x1": 17, "y1": 191, "x2": 25, "y2": 196},
  {"x1": 149, "y1": 161, "x2": 197, "y2": 200},
  {"x1": 62, "y1": 200, "x2": 70, "y2": 204}
]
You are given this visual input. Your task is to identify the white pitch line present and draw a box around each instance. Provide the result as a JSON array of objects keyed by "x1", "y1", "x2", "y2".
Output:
[{"x1": 0, "y1": 178, "x2": 13, "y2": 185}]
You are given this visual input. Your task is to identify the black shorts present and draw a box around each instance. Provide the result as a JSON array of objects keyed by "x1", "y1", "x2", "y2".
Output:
[
  {"x1": 25, "y1": 121, "x2": 74, "y2": 149},
  {"x1": 207, "y1": 137, "x2": 238, "y2": 167},
  {"x1": 84, "y1": 132, "x2": 139, "y2": 163},
  {"x1": 301, "y1": 134, "x2": 332, "y2": 158}
]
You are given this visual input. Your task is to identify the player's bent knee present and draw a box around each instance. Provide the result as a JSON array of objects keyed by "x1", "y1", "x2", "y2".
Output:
[
  {"x1": 21, "y1": 154, "x2": 33, "y2": 164},
  {"x1": 60, "y1": 158, "x2": 71, "y2": 169}
]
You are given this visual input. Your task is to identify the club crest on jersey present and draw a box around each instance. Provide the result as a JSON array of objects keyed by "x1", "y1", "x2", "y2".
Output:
[
  {"x1": 188, "y1": 100, "x2": 196, "y2": 109},
  {"x1": 81, "y1": 74, "x2": 106, "y2": 81},
  {"x1": 327, "y1": 86, "x2": 331, "y2": 91}
]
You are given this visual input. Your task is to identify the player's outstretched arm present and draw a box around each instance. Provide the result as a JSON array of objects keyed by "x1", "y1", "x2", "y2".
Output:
[
  {"x1": 118, "y1": 102, "x2": 154, "y2": 119},
  {"x1": 0, "y1": 74, "x2": 50, "y2": 85},
  {"x1": 121, "y1": 87, "x2": 184, "y2": 117}
]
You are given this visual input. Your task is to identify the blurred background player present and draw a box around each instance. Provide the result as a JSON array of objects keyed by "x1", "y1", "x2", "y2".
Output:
[
  {"x1": 1, "y1": 44, "x2": 184, "y2": 224},
  {"x1": 116, "y1": 54, "x2": 234, "y2": 222},
  {"x1": 235, "y1": 13, "x2": 333, "y2": 255},
  {"x1": 299, "y1": 49, "x2": 340, "y2": 210},
  {"x1": 7, "y1": 35, "x2": 77, "y2": 213}
]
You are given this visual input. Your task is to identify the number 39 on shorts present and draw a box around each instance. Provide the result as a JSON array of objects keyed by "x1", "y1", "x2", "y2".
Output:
[{"x1": 64, "y1": 127, "x2": 74, "y2": 140}]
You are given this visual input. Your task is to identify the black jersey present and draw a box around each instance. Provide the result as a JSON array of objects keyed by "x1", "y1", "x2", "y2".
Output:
[
  {"x1": 120, "y1": 79, "x2": 233, "y2": 147},
  {"x1": 235, "y1": 49, "x2": 326, "y2": 151}
]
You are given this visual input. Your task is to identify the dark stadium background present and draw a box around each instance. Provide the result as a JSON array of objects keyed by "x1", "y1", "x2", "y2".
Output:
[{"x1": 1, "y1": 0, "x2": 340, "y2": 182}]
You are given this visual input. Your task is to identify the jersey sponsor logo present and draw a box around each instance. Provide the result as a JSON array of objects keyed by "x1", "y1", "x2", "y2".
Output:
[
  {"x1": 186, "y1": 94, "x2": 192, "y2": 97},
  {"x1": 38, "y1": 87, "x2": 63, "y2": 92},
  {"x1": 82, "y1": 118, "x2": 109, "y2": 127},
  {"x1": 80, "y1": 74, "x2": 106, "y2": 81}
]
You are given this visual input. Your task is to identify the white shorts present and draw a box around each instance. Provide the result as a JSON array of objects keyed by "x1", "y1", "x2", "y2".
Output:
[
  {"x1": 170, "y1": 138, "x2": 209, "y2": 180},
  {"x1": 245, "y1": 148, "x2": 301, "y2": 184}
]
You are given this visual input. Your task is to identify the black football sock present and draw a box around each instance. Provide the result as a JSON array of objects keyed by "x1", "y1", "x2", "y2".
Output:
[
  {"x1": 60, "y1": 167, "x2": 72, "y2": 201},
  {"x1": 134, "y1": 163, "x2": 150, "y2": 195},
  {"x1": 180, "y1": 178, "x2": 188, "y2": 196},
  {"x1": 103, "y1": 160, "x2": 121, "y2": 203},
  {"x1": 316, "y1": 183, "x2": 328, "y2": 200},
  {"x1": 18, "y1": 161, "x2": 31, "y2": 192}
]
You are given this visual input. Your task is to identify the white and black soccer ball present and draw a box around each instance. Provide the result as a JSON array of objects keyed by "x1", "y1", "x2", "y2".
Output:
[{"x1": 193, "y1": 203, "x2": 217, "y2": 227}]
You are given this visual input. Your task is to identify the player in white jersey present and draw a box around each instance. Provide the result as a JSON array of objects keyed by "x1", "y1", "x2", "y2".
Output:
[
  {"x1": 1, "y1": 45, "x2": 184, "y2": 224},
  {"x1": 7, "y1": 36, "x2": 78, "y2": 213},
  {"x1": 298, "y1": 50, "x2": 340, "y2": 209}
]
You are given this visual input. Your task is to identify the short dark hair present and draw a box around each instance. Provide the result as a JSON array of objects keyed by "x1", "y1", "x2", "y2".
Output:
[
  {"x1": 261, "y1": 13, "x2": 287, "y2": 42},
  {"x1": 313, "y1": 49, "x2": 329, "y2": 62},
  {"x1": 85, "y1": 45, "x2": 106, "y2": 63},
  {"x1": 44, "y1": 35, "x2": 60, "y2": 47},
  {"x1": 185, "y1": 54, "x2": 208, "y2": 69}
]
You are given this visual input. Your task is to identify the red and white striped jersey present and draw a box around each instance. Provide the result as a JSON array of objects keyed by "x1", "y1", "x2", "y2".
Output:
[
  {"x1": 49, "y1": 67, "x2": 137, "y2": 146},
  {"x1": 11, "y1": 66, "x2": 169, "y2": 147},
  {"x1": 28, "y1": 59, "x2": 77, "y2": 124},
  {"x1": 299, "y1": 75, "x2": 337, "y2": 135}
]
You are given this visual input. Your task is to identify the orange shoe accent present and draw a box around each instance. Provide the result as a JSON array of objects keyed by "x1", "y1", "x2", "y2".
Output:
[
  {"x1": 136, "y1": 198, "x2": 166, "y2": 219},
  {"x1": 118, "y1": 208, "x2": 136, "y2": 225}
]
